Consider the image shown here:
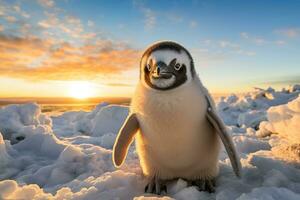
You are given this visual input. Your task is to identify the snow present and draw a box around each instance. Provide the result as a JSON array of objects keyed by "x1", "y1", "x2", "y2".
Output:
[
  {"x1": 0, "y1": 85, "x2": 300, "y2": 200},
  {"x1": 259, "y1": 96, "x2": 300, "y2": 142}
]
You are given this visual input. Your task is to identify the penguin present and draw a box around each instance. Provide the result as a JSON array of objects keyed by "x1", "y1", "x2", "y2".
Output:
[{"x1": 112, "y1": 41, "x2": 241, "y2": 194}]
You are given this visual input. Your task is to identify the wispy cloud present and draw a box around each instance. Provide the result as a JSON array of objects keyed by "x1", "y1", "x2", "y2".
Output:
[
  {"x1": 143, "y1": 8, "x2": 156, "y2": 30},
  {"x1": 219, "y1": 40, "x2": 239, "y2": 49},
  {"x1": 133, "y1": 0, "x2": 156, "y2": 30},
  {"x1": 276, "y1": 28, "x2": 300, "y2": 38},
  {"x1": 166, "y1": 13, "x2": 183, "y2": 24},
  {"x1": 189, "y1": 20, "x2": 198, "y2": 28},
  {"x1": 253, "y1": 37, "x2": 266, "y2": 45},
  {"x1": 0, "y1": 0, "x2": 141, "y2": 81},
  {"x1": 0, "y1": 0, "x2": 121, "y2": 45},
  {"x1": 240, "y1": 32, "x2": 267, "y2": 45},
  {"x1": 0, "y1": 34, "x2": 140, "y2": 81},
  {"x1": 12, "y1": 4, "x2": 30, "y2": 18},
  {"x1": 4, "y1": 15, "x2": 17, "y2": 23},
  {"x1": 133, "y1": 0, "x2": 199, "y2": 30},
  {"x1": 241, "y1": 32, "x2": 287, "y2": 46},
  {"x1": 191, "y1": 48, "x2": 228, "y2": 68},
  {"x1": 37, "y1": 0, "x2": 55, "y2": 8},
  {"x1": 87, "y1": 20, "x2": 94, "y2": 27},
  {"x1": 240, "y1": 32, "x2": 249, "y2": 39},
  {"x1": 257, "y1": 75, "x2": 300, "y2": 86},
  {"x1": 0, "y1": 2, "x2": 30, "y2": 19},
  {"x1": 235, "y1": 49, "x2": 256, "y2": 56},
  {"x1": 37, "y1": 9, "x2": 87, "y2": 41},
  {"x1": 274, "y1": 40, "x2": 286, "y2": 46},
  {"x1": 200, "y1": 39, "x2": 256, "y2": 57}
]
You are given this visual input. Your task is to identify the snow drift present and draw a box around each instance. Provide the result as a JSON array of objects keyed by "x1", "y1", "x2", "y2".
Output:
[{"x1": 0, "y1": 85, "x2": 300, "y2": 200}]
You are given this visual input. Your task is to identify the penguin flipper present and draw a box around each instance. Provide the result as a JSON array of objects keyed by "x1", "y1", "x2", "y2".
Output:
[
  {"x1": 205, "y1": 96, "x2": 242, "y2": 177},
  {"x1": 113, "y1": 113, "x2": 139, "y2": 167}
]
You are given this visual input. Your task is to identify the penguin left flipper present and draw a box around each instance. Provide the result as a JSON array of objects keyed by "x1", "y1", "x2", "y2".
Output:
[
  {"x1": 205, "y1": 95, "x2": 242, "y2": 178},
  {"x1": 113, "y1": 113, "x2": 140, "y2": 167}
]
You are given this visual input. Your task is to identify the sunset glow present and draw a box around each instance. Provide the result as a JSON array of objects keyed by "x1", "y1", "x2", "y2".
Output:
[
  {"x1": 0, "y1": 1, "x2": 300, "y2": 199},
  {"x1": 0, "y1": 0, "x2": 299, "y2": 98},
  {"x1": 68, "y1": 81, "x2": 97, "y2": 99}
]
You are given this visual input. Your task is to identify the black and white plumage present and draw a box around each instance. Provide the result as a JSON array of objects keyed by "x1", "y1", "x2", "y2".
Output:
[{"x1": 113, "y1": 41, "x2": 241, "y2": 194}]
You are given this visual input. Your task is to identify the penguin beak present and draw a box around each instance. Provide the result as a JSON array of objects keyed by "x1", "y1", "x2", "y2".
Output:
[{"x1": 152, "y1": 64, "x2": 172, "y2": 79}]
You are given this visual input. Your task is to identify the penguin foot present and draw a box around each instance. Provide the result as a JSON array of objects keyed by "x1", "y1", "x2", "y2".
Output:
[
  {"x1": 144, "y1": 177, "x2": 167, "y2": 195},
  {"x1": 189, "y1": 178, "x2": 216, "y2": 193}
]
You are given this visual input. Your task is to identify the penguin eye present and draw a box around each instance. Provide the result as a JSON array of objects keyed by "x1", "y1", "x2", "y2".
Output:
[
  {"x1": 174, "y1": 63, "x2": 182, "y2": 71},
  {"x1": 146, "y1": 64, "x2": 151, "y2": 71}
]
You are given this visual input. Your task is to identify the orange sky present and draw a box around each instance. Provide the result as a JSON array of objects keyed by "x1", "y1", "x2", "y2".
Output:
[
  {"x1": 0, "y1": 34, "x2": 141, "y2": 97},
  {"x1": 1, "y1": 0, "x2": 299, "y2": 98},
  {"x1": 0, "y1": 32, "x2": 239, "y2": 98}
]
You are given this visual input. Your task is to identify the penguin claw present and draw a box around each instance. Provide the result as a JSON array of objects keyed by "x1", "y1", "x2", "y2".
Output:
[
  {"x1": 144, "y1": 177, "x2": 167, "y2": 195},
  {"x1": 189, "y1": 178, "x2": 216, "y2": 193}
]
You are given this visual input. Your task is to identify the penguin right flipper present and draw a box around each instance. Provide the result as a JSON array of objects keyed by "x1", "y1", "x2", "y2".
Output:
[
  {"x1": 113, "y1": 113, "x2": 140, "y2": 167},
  {"x1": 205, "y1": 96, "x2": 242, "y2": 178}
]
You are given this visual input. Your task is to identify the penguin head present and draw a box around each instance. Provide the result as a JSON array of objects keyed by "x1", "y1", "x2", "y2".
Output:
[{"x1": 140, "y1": 41, "x2": 195, "y2": 90}]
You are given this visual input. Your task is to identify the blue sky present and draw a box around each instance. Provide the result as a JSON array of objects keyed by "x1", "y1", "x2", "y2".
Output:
[{"x1": 0, "y1": 0, "x2": 299, "y2": 97}]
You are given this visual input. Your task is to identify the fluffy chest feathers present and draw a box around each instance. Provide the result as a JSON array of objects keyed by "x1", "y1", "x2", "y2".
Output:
[{"x1": 131, "y1": 79, "x2": 211, "y2": 168}]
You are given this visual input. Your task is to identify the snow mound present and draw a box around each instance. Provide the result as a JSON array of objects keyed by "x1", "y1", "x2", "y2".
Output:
[
  {"x1": 0, "y1": 103, "x2": 132, "y2": 196},
  {"x1": 52, "y1": 103, "x2": 128, "y2": 148},
  {"x1": 1, "y1": 85, "x2": 300, "y2": 199},
  {"x1": 258, "y1": 95, "x2": 300, "y2": 162},
  {"x1": 217, "y1": 86, "x2": 299, "y2": 128},
  {"x1": 0, "y1": 103, "x2": 52, "y2": 144},
  {"x1": 259, "y1": 96, "x2": 300, "y2": 142}
]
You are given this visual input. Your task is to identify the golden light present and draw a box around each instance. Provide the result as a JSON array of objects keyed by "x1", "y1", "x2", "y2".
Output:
[{"x1": 67, "y1": 81, "x2": 96, "y2": 99}]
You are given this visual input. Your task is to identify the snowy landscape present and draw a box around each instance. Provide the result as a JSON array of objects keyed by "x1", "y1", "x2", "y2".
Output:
[{"x1": 0, "y1": 85, "x2": 300, "y2": 200}]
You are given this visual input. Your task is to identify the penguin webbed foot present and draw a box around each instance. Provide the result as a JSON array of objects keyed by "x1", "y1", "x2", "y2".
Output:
[
  {"x1": 189, "y1": 178, "x2": 216, "y2": 193},
  {"x1": 144, "y1": 177, "x2": 167, "y2": 195}
]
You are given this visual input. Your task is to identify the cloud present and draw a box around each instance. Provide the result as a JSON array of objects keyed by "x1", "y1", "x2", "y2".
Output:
[
  {"x1": 241, "y1": 32, "x2": 287, "y2": 46},
  {"x1": 0, "y1": 34, "x2": 140, "y2": 81},
  {"x1": 0, "y1": 2, "x2": 37, "y2": 39},
  {"x1": 191, "y1": 48, "x2": 227, "y2": 67},
  {"x1": 200, "y1": 39, "x2": 256, "y2": 57},
  {"x1": 219, "y1": 40, "x2": 239, "y2": 49},
  {"x1": 258, "y1": 75, "x2": 300, "y2": 86},
  {"x1": 216, "y1": 40, "x2": 255, "y2": 56},
  {"x1": 142, "y1": 8, "x2": 156, "y2": 30},
  {"x1": 240, "y1": 32, "x2": 249, "y2": 39},
  {"x1": 37, "y1": 0, "x2": 55, "y2": 8},
  {"x1": 274, "y1": 40, "x2": 286, "y2": 46},
  {"x1": 236, "y1": 49, "x2": 256, "y2": 56},
  {"x1": 166, "y1": 13, "x2": 184, "y2": 24},
  {"x1": 253, "y1": 37, "x2": 266, "y2": 45},
  {"x1": 0, "y1": 2, "x2": 30, "y2": 20},
  {"x1": 240, "y1": 32, "x2": 268, "y2": 45},
  {"x1": 87, "y1": 20, "x2": 95, "y2": 27},
  {"x1": 0, "y1": 0, "x2": 143, "y2": 82},
  {"x1": 133, "y1": 1, "x2": 198, "y2": 31},
  {"x1": 13, "y1": 4, "x2": 30, "y2": 18},
  {"x1": 0, "y1": 3, "x2": 93, "y2": 58},
  {"x1": 276, "y1": 28, "x2": 300, "y2": 38},
  {"x1": 133, "y1": 0, "x2": 156, "y2": 30},
  {"x1": 38, "y1": 11, "x2": 85, "y2": 40},
  {"x1": 4, "y1": 15, "x2": 17, "y2": 23},
  {"x1": 189, "y1": 20, "x2": 198, "y2": 28}
]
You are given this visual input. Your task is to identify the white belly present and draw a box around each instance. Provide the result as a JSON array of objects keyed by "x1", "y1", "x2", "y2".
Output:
[{"x1": 131, "y1": 79, "x2": 220, "y2": 180}]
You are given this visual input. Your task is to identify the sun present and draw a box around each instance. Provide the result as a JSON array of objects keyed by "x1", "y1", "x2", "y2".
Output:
[{"x1": 68, "y1": 81, "x2": 96, "y2": 99}]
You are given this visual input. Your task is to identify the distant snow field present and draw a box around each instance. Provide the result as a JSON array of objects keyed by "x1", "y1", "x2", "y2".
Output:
[{"x1": 0, "y1": 85, "x2": 300, "y2": 200}]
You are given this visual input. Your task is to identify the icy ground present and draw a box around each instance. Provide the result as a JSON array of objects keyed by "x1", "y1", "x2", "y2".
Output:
[{"x1": 0, "y1": 85, "x2": 300, "y2": 200}]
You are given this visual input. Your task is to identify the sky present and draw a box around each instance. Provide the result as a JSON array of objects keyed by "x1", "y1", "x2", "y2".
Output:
[{"x1": 0, "y1": 0, "x2": 300, "y2": 98}]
